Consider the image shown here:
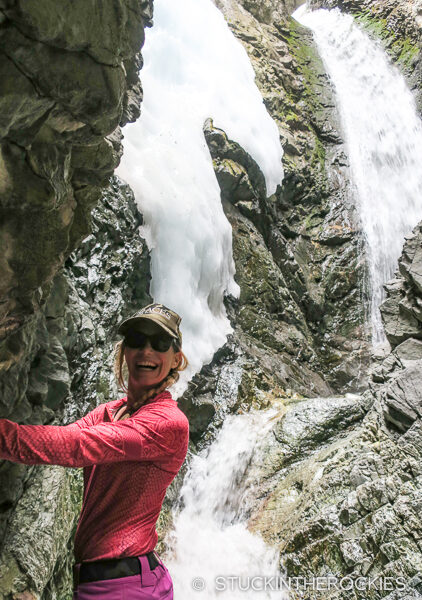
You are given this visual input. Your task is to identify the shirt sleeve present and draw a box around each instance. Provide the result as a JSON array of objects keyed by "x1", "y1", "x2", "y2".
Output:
[
  {"x1": 0, "y1": 410, "x2": 189, "y2": 468},
  {"x1": 72, "y1": 402, "x2": 110, "y2": 429}
]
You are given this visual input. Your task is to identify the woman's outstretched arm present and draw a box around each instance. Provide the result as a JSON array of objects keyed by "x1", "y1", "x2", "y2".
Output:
[{"x1": 0, "y1": 406, "x2": 188, "y2": 468}]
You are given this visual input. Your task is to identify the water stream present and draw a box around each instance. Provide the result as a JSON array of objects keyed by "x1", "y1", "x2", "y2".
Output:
[
  {"x1": 116, "y1": 4, "x2": 422, "y2": 596},
  {"x1": 117, "y1": 0, "x2": 284, "y2": 395},
  {"x1": 163, "y1": 409, "x2": 287, "y2": 599},
  {"x1": 294, "y1": 5, "x2": 422, "y2": 344}
]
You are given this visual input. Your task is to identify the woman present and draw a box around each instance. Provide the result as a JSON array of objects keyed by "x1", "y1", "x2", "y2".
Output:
[{"x1": 0, "y1": 302, "x2": 190, "y2": 599}]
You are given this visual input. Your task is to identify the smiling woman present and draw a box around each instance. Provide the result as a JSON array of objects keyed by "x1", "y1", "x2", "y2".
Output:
[
  {"x1": 113, "y1": 305, "x2": 189, "y2": 419},
  {"x1": 0, "y1": 302, "x2": 190, "y2": 600}
]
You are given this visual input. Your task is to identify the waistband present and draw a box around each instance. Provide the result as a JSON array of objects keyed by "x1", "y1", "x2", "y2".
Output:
[{"x1": 73, "y1": 552, "x2": 161, "y2": 589}]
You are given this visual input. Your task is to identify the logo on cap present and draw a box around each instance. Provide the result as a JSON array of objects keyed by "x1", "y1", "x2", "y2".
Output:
[{"x1": 140, "y1": 305, "x2": 172, "y2": 321}]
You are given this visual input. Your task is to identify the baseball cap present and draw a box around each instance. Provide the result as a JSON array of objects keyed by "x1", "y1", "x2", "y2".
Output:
[{"x1": 117, "y1": 303, "x2": 182, "y2": 345}]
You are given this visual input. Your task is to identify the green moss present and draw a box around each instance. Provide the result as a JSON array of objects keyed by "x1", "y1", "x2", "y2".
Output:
[
  {"x1": 310, "y1": 136, "x2": 326, "y2": 171},
  {"x1": 354, "y1": 10, "x2": 419, "y2": 72},
  {"x1": 394, "y1": 38, "x2": 420, "y2": 69},
  {"x1": 286, "y1": 17, "x2": 324, "y2": 117},
  {"x1": 281, "y1": 17, "x2": 330, "y2": 189},
  {"x1": 303, "y1": 210, "x2": 324, "y2": 232},
  {"x1": 285, "y1": 110, "x2": 301, "y2": 124},
  {"x1": 355, "y1": 11, "x2": 388, "y2": 39}
]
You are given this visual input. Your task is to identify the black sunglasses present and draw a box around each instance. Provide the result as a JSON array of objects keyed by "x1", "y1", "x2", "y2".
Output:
[{"x1": 123, "y1": 330, "x2": 176, "y2": 353}]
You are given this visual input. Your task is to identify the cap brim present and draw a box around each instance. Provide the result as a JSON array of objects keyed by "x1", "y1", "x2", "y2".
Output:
[{"x1": 118, "y1": 315, "x2": 178, "y2": 339}]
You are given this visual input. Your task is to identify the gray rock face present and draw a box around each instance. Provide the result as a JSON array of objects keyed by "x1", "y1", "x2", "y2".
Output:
[
  {"x1": 374, "y1": 230, "x2": 422, "y2": 433},
  {"x1": 0, "y1": 0, "x2": 152, "y2": 428},
  {"x1": 0, "y1": 466, "x2": 82, "y2": 600},
  {"x1": 271, "y1": 393, "x2": 372, "y2": 458},
  {"x1": 204, "y1": 120, "x2": 333, "y2": 396},
  {"x1": 0, "y1": 5, "x2": 152, "y2": 592},
  {"x1": 195, "y1": 3, "x2": 422, "y2": 599},
  {"x1": 380, "y1": 224, "x2": 422, "y2": 347},
  {"x1": 381, "y1": 360, "x2": 422, "y2": 432},
  {"x1": 0, "y1": 178, "x2": 151, "y2": 599},
  {"x1": 248, "y1": 390, "x2": 422, "y2": 599},
  {"x1": 194, "y1": 1, "x2": 370, "y2": 414}
]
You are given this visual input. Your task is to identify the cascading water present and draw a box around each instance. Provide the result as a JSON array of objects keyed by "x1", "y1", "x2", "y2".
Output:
[
  {"x1": 294, "y1": 5, "x2": 422, "y2": 345},
  {"x1": 164, "y1": 409, "x2": 288, "y2": 599},
  {"x1": 116, "y1": 3, "x2": 287, "y2": 593},
  {"x1": 117, "y1": 0, "x2": 284, "y2": 395}
]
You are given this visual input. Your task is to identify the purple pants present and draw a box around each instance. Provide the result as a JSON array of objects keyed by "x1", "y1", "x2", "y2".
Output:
[{"x1": 73, "y1": 554, "x2": 173, "y2": 599}]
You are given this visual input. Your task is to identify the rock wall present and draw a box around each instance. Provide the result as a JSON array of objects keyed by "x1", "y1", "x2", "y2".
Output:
[
  {"x1": 379, "y1": 223, "x2": 422, "y2": 432},
  {"x1": 0, "y1": 179, "x2": 151, "y2": 598},
  {"x1": 179, "y1": 3, "x2": 422, "y2": 599},
  {"x1": 248, "y1": 392, "x2": 422, "y2": 600},
  {"x1": 245, "y1": 227, "x2": 422, "y2": 599},
  {"x1": 218, "y1": 0, "x2": 371, "y2": 392},
  {"x1": 180, "y1": 0, "x2": 371, "y2": 445},
  {"x1": 0, "y1": 3, "x2": 153, "y2": 597},
  {"x1": 0, "y1": 0, "x2": 152, "y2": 420},
  {"x1": 227, "y1": 3, "x2": 422, "y2": 596}
]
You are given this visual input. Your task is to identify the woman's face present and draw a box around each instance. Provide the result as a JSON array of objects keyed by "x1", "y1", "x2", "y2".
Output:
[{"x1": 124, "y1": 321, "x2": 182, "y2": 390}]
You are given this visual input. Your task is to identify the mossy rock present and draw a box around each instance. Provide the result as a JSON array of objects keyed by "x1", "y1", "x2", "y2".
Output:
[{"x1": 354, "y1": 9, "x2": 420, "y2": 74}]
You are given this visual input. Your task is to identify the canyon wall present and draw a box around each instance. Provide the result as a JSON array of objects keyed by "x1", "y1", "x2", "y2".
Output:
[{"x1": 1, "y1": 0, "x2": 421, "y2": 598}]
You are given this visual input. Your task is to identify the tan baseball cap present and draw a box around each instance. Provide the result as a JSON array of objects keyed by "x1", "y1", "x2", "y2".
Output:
[{"x1": 117, "y1": 303, "x2": 182, "y2": 345}]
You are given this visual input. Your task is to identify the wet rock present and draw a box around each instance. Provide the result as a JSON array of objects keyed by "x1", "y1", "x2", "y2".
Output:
[
  {"x1": 381, "y1": 361, "x2": 422, "y2": 432},
  {"x1": 210, "y1": 2, "x2": 370, "y2": 394},
  {"x1": 0, "y1": 178, "x2": 151, "y2": 598},
  {"x1": 248, "y1": 395, "x2": 422, "y2": 599},
  {"x1": 381, "y1": 224, "x2": 422, "y2": 348},
  {"x1": 394, "y1": 338, "x2": 422, "y2": 364},
  {"x1": 272, "y1": 393, "x2": 371, "y2": 457},
  {"x1": 0, "y1": 0, "x2": 152, "y2": 432},
  {"x1": 253, "y1": 393, "x2": 373, "y2": 481}
]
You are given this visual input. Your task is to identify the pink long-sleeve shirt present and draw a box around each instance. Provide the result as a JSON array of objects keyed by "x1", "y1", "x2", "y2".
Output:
[{"x1": 0, "y1": 391, "x2": 189, "y2": 562}]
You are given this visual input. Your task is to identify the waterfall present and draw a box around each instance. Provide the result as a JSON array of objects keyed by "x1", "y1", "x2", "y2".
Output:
[
  {"x1": 294, "y1": 5, "x2": 422, "y2": 345},
  {"x1": 117, "y1": 0, "x2": 284, "y2": 395},
  {"x1": 164, "y1": 409, "x2": 288, "y2": 599}
]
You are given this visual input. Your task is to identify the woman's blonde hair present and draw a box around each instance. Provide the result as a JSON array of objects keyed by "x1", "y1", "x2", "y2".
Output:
[{"x1": 113, "y1": 338, "x2": 189, "y2": 412}]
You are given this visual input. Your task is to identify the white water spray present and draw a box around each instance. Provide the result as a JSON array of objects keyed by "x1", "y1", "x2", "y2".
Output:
[
  {"x1": 117, "y1": 0, "x2": 284, "y2": 394},
  {"x1": 294, "y1": 5, "x2": 422, "y2": 344},
  {"x1": 164, "y1": 409, "x2": 287, "y2": 599}
]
